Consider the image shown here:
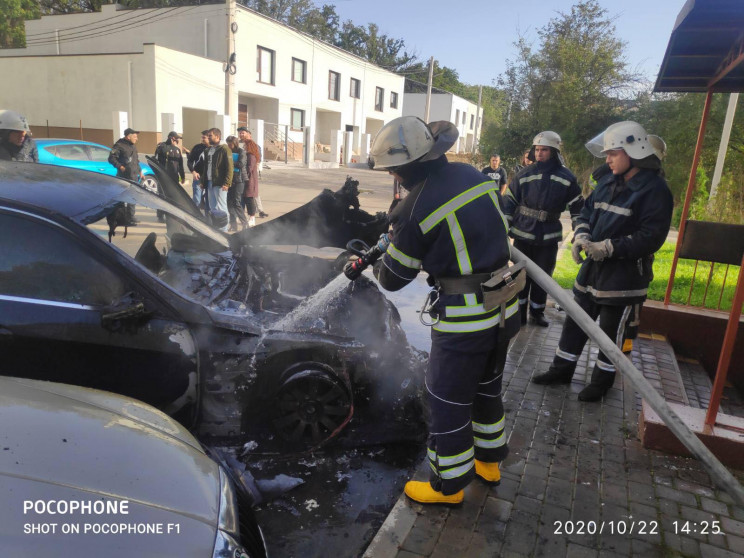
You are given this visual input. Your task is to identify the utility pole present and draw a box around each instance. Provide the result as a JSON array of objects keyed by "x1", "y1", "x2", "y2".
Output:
[
  {"x1": 710, "y1": 93, "x2": 739, "y2": 201},
  {"x1": 424, "y1": 56, "x2": 434, "y2": 123},
  {"x1": 225, "y1": 0, "x2": 237, "y2": 133},
  {"x1": 472, "y1": 85, "x2": 482, "y2": 156}
]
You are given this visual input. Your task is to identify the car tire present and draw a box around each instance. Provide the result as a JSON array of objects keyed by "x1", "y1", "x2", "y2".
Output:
[
  {"x1": 141, "y1": 175, "x2": 159, "y2": 194},
  {"x1": 270, "y1": 363, "x2": 353, "y2": 450}
]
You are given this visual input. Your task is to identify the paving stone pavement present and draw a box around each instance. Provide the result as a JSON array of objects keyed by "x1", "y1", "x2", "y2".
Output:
[{"x1": 364, "y1": 305, "x2": 744, "y2": 558}]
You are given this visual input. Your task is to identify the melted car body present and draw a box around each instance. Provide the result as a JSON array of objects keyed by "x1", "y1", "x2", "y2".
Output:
[{"x1": 0, "y1": 161, "x2": 425, "y2": 449}]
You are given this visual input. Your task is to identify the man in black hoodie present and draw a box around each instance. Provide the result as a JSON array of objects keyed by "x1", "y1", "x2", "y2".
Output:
[{"x1": 109, "y1": 128, "x2": 145, "y2": 225}]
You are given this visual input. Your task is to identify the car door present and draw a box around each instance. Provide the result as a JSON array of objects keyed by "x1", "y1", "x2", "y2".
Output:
[
  {"x1": 84, "y1": 143, "x2": 120, "y2": 178},
  {"x1": 0, "y1": 208, "x2": 199, "y2": 424}
]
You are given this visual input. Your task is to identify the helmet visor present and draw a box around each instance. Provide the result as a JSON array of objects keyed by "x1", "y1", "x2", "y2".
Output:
[{"x1": 585, "y1": 132, "x2": 605, "y2": 158}]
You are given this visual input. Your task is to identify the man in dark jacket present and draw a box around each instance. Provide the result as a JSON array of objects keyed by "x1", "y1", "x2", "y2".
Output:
[
  {"x1": 155, "y1": 131, "x2": 185, "y2": 184},
  {"x1": 108, "y1": 128, "x2": 145, "y2": 225},
  {"x1": 481, "y1": 152, "x2": 507, "y2": 193},
  {"x1": 188, "y1": 130, "x2": 210, "y2": 208},
  {"x1": 0, "y1": 109, "x2": 38, "y2": 162},
  {"x1": 195, "y1": 128, "x2": 232, "y2": 231},
  {"x1": 502, "y1": 131, "x2": 583, "y2": 327},
  {"x1": 533, "y1": 121, "x2": 673, "y2": 402},
  {"x1": 368, "y1": 116, "x2": 521, "y2": 505}
]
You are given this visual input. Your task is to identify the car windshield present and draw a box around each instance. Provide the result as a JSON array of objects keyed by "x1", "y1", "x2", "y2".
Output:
[{"x1": 85, "y1": 188, "x2": 238, "y2": 307}]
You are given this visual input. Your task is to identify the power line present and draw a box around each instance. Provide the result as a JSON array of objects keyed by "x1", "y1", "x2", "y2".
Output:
[
  {"x1": 26, "y1": 8, "x2": 170, "y2": 44},
  {"x1": 25, "y1": 6, "x2": 217, "y2": 48},
  {"x1": 25, "y1": 7, "x2": 151, "y2": 38}
]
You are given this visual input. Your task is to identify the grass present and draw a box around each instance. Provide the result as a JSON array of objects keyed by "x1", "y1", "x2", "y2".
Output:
[{"x1": 553, "y1": 241, "x2": 740, "y2": 312}]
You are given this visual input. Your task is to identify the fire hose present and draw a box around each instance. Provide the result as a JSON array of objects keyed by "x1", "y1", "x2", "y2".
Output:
[{"x1": 510, "y1": 246, "x2": 744, "y2": 507}]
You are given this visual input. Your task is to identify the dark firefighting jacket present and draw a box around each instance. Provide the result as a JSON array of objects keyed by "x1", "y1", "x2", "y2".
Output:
[
  {"x1": 0, "y1": 135, "x2": 38, "y2": 162},
  {"x1": 154, "y1": 140, "x2": 185, "y2": 182},
  {"x1": 573, "y1": 168, "x2": 673, "y2": 305},
  {"x1": 377, "y1": 157, "x2": 520, "y2": 338},
  {"x1": 502, "y1": 158, "x2": 583, "y2": 245}
]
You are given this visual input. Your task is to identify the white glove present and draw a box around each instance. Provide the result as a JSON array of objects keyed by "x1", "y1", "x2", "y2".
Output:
[
  {"x1": 571, "y1": 234, "x2": 590, "y2": 264},
  {"x1": 584, "y1": 239, "x2": 614, "y2": 262}
]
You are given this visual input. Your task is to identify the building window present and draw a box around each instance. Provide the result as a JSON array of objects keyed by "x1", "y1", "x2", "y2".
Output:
[
  {"x1": 390, "y1": 91, "x2": 398, "y2": 109},
  {"x1": 375, "y1": 87, "x2": 384, "y2": 111},
  {"x1": 291, "y1": 108, "x2": 305, "y2": 130},
  {"x1": 257, "y1": 46, "x2": 275, "y2": 85},
  {"x1": 462, "y1": 112, "x2": 467, "y2": 125},
  {"x1": 350, "y1": 78, "x2": 361, "y2": 99},
  {"x1": 329, "y1": 71, "x2": 341, "y2": 101},
  {"x1": 470, "y1": 114, "x2": 475, "y2": 129},
  {"x1": 292, "y1": 58, "x2": 306, "y2": 84},
  {"x1": 455, "y1": 109, "x2": 460, "y2": 125}
]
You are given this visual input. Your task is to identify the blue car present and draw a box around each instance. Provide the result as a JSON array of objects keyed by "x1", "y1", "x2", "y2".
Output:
[{"x1": 36, "y1": 138, "x2": 159, "y2": 193}]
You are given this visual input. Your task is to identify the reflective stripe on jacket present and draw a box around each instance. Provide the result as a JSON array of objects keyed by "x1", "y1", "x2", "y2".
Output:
[
  {"x1": 502, "y1": 159, "x2": 583, "y2": 245},
  {"x1": 574, "y1": 169, "x2": 673, "y2": 305},
  {"x1": 377, "y1": 158, "x2": 518, "y2": 334}
]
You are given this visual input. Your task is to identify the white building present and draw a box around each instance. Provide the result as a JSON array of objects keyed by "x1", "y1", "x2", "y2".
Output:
[
  {"x1": 0, "y1": 2, "x2": 404, "y2": 165},
  {"x1": 402, "y1": 81, "x2": 483, "y2": 154}
]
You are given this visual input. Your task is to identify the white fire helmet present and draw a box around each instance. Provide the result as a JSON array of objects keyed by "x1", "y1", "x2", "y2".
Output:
[
  {"x1": 369, "y1": 116, "x2": 458, "y2": 170},
  {"x1": 0, "y1": 110, "x2": 31, "y2": 133},
  {"x1": 602, "y1": 121, "x2": 654, "y2": 159},
  {"x1": 585, "y1": 122, "x2": 665, "y2": 161},
  {"x1": 532, "y1": 131, "x2": 562, "y2": 152}
]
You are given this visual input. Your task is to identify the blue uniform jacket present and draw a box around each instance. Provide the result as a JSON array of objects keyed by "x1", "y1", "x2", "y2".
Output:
[
  {"x1": 377, "y1": 157, "x2": 520, "y2": 342},
  {"x1": 573, "y1": 168, "x2": 673, "y2": 305},
  {"x1": 502, "y1": 158, "x2": 583, "y2": 245}
]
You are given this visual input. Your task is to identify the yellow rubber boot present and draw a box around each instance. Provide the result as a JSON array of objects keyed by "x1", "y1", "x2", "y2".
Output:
[
  {"x1": 404, "y1": 481, "x2": 463, "y2": 505},
  {"x1": 475, "y1": 460, "x2": 501, "y2": 484},
  {"x1": 622, "y1": 339, "x2": 633, "y2": 354}
]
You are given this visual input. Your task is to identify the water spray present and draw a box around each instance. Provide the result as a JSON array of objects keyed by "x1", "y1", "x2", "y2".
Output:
[{"x1": 343, "y1": 234, "x2": 390, "y2": 281}]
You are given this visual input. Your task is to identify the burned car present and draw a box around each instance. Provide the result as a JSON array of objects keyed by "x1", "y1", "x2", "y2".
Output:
[{"x1": 0, "y1": 161, "x2": 425, "y2": 449}]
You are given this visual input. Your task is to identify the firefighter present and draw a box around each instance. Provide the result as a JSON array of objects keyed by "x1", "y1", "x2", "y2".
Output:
[
  {"x1": 502, "y1": 131, "x2": 583, "y2": 327},
  {"x1": 0, "y1": 109, "x2": 38, "y2": 162},
  {"x1": 368, "y1": 116, "x2": 521, "y2": 505},
  {"x1": 533, "y1": 121, "x2": 673, "y2": 401}
]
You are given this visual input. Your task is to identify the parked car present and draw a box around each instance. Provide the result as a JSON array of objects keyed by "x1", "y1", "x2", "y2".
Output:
[
  {"x1": 36, "y1": 138, "x2": 159, "y2": 193},
  {"x1": 0, "y1": 161, "x2": 425, "y2": 450},
  {"x1": 0, "y1": 376, "x2": 266, "y2": 557}
]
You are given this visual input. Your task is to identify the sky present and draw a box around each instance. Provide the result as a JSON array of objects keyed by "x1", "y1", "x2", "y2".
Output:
[{"x1": 324, "y1": 0, "x2": 686, "y2": 86}]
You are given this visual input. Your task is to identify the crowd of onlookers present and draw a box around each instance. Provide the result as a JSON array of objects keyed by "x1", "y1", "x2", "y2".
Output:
[{"x1": 0, "y1": 108, "x2": 269, "y2": 233}]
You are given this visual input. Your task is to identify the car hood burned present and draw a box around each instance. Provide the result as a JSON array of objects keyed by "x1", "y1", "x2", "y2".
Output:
[{"x1": 0, "y1": 161, "x2": 426, "y2": 450}]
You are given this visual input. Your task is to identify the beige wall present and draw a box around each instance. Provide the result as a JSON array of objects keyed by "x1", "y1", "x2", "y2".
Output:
[{"x1": 0, "y1": 45, "x2": 224, "y2": 153}]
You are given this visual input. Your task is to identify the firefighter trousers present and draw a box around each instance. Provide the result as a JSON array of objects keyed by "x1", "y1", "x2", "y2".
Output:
[
  {"x1": 513, "y1": 239, "x2": 558, "y2": 315},
  {"x1": 426, "y1": 330, "x2": 510, "y2": 495},
  {"x1": 553, "y1": 293, "x2": 631, "y2": 375}
]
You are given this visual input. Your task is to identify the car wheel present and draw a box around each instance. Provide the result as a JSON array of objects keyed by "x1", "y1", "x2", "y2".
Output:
[
  {"x1": 141, "y1": 175, "x2": 159, "y2": 194},
  {"x1": 270, "y1": 363, "x2": 352, "y2": 449}
]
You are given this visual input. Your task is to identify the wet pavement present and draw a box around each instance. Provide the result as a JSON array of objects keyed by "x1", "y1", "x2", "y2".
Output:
[
  {"x1": 246, "y1": 444, "x2": 423, "y2": 558},
  {"x1": 365, "y1": 305, "x2": 744, "y2": 558}
]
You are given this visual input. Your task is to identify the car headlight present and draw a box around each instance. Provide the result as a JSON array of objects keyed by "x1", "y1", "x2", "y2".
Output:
[
  {"x1": 218, "y1": 466, "x2": 240, "y2": 537},
  {"x1": 213, "y1": 529, "x2": 250, "y2": 558},
  {"x1": 214, "y1": 467, "x2": 250, "y2": 558}
]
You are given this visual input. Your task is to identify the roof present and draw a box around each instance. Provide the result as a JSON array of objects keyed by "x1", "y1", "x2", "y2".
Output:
[{"x1": 655, "y1": 0, "x2": 744, "y2": 93}]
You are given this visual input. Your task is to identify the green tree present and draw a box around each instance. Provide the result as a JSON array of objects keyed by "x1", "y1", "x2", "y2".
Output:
[
  {"x1": 1, "y1": 0, "x2": 40, "y2": 47},
  {"x1": 495, "y1": 0, "x2": 640, "y2": 170}
]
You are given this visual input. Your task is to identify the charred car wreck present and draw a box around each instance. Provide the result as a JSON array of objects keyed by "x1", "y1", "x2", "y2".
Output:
[{"x1": 0, "y1": 161, "x2": 425, "y2": 450}]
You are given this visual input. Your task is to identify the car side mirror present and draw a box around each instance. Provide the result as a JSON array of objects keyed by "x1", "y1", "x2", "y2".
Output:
[{"x1": 101, "y1": 293, "x2": 149, "y2": 329}]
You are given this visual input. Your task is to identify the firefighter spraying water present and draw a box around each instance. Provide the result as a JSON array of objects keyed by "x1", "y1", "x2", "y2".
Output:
[{"x1": 342, "y1": 234, "x2": 390, "y2": 281}]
